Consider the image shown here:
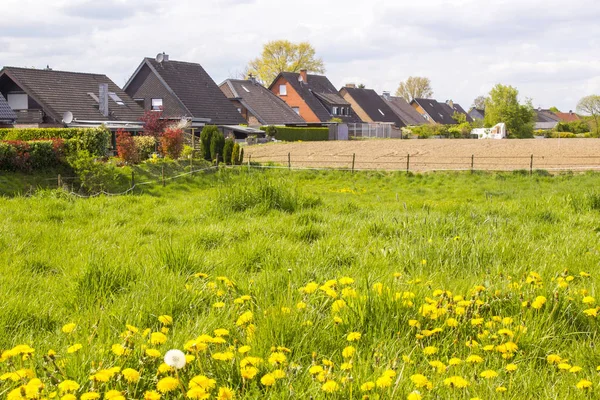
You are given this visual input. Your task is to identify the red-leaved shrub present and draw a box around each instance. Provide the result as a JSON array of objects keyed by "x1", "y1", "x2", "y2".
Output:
[
  {"x1": 160, "y1": 128, "x2": 184, "y2": 159},
  {"x1": 140, "y1": 110, "x2": 169, "y2": 138},
  {"x1": 116, "y1": 129, "x2": 139, "y2": 164}
]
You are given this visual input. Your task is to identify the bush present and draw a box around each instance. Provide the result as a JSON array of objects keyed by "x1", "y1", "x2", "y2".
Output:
[
  {"x1": 232, "y1": 143, "x2": 241, "y2": 165},
  {"x1": 223, "y1": 138, "x2": 234, "y2": 165},
  {"x1": 67, "y1": 150, "x2": 122, "y2": 192},
  {"x1": 160, "y1": 128, "x2": 184, "y2": 159},
  {"x1": 200, "y1": 125, "x2": 219, "y2": 161},
  {"x1": 133, "y1": 136, "x2": 156, "y2": 160},
  {"x1": 556, "y1": 120, "x2": 590, "y2": 134},
  {"x1": 0, "y1": 127, "x2": 111, "y2": 157},
  {"x1": 262, "y1": 126, "x2": 329, "y2": 141},
  {"x1": 210, "y1": 131, "x2": 225, "y2": 162},
  {"x1": 116, "y1": 129, "x2": 139, "y2": 164},
  {"x1": 0, "y1": 139, "x2": 65, "y2": 171}
]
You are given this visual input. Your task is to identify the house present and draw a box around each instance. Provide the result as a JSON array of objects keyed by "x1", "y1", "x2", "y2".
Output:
[
  {"x1": 534, "y1": 108, "x2": 561, "y2": 130},
  {"x1": 553, "y1": 110, "x2": 580, "y2": 122},
  {"x1": 410, "y1": 98, "x2": 471, "y2": 125},
  {"x1": 469, "y1": 108, "x2": 485, "y2": 121},
  {"x1": 0, "y1": 94, "x2": 17, "y2": 127},
  {"x1": 339, "y1": 85, "x2": 405, "y2": 128},
  {"x1": 0, "y1": 66, "x2": 144, "y2": 128},
  {"x1": 219, "y1": 76, "x2": 305, "y2": 126},
  {"x1": 268, "y1": 69, "x2": 360, "y2": 123},
  {"x1": 123, "y1": 54, "x2": 245, "y2": 127},
  {"x1": 380, "y1": 92, "x2": 427, "y2": 126}
]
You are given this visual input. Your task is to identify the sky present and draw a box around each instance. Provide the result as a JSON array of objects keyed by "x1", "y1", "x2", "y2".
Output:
[{"x1": 1, "y1": 0, "x2": 599, "y2": 112}]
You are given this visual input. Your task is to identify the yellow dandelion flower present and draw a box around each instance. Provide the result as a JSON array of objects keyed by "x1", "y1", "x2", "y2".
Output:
[
  {"x1": 496, "y1": 386, "x2": 507, "y2": 393},
  {"x1": 236, "y1": 311, "x2": 253, "y2": 326},
  {"x1": 146, "y1": 348, "x2": 162, "y2": 358},
  {"x1": 105, "y1": 390, "x2": 125, "y2": 400},
  {"x1": 410, "y1": 374, "x2": 432, "y2": 389},
  {"x1": 443, "y1": 376, "x2": 469, "y2": 388},
  {"x1": 122, "y1": 368, "x2": 140, "y2": 383},
  {"x1": 480, "y1": 370, "x2": 498, "y2": 379},
  {"x1": 67, "y1": 344, "x2": 82, "y2": 354},
  {"x1": 260, "y1": 374, "x2": 276, "y2": 386},
  {"x1": 449, "y1": 357, "x2": 462, "y2": 366},
  {"x1": 156, "y1": 377, "x2": 179, "y2": 393},
  {"x1": 241, "y1": 366, "x2": 258, "y2": 380},
  {"x1": 347, "y1": 332, "x2": 361, "y2": 342},
  {"x1": 111, "y1": 344, "x2": 129, "y2": 356},
  {"x1": 423, "y1": 346, "x2": 437, "y2": 355},
  {"x1": 322, "y1": 380, "x2": 340, "y2": 393},
  {"x1": 158, "y1": 315, "x2": 173, "y2": 326},
  {"x1": 189, "y1": 375, "x2": 217, "y2": 390},
  {"x1": 361, "y1": 381, "x2": 375, "y2": 392},
  {"x1": 80, "y1": 393, "x2": 101, "y2": 400},
  {"x1": 466, "y1": 355, "x2": 484, "y2": 364},
  {"x1": 62, "y1": 323, "x2": 76, "y2": 334},
  {"x1": 144, "y1": 391, "x2": 161, "y2": 400},
  {"x1": 187, "y1": 387, "x2": 209, "y2": 399},
  {"x1": 569, "y1": 366, "x2": 583, "y2": 373},
  {"x1": 576, "y1": 379, "x2": 593, "y2": 390},
  {"x1": 217, "y1": 387, "x2": 234, "y2": 400},
  {"x1": 506, "y1": 363, "x2": 518, "y2": 372},
  {"x1": 58, "y1": 380, "x2": 80, "y2": 393},
  {"x1": 558, "y1": 363, "x2": 572, "y2": 371},
  {"x1": 150, "y1": 332, "x2": 167, "y2": 345},
  {"x1": 212, "y1": 351, "x2": 234, "y2": 361},
  {"x1": 342, "y1": 346, "x2": 356, "y2": 358}
]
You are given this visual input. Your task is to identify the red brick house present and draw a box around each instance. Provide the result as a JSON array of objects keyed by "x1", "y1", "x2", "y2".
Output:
[{"x1": 268, "y1": 70, "x2": 360, "y2": 123}]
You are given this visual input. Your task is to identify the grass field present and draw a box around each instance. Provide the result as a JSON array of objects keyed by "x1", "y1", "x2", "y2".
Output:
[{"x1": 2, "y1": 169, "x2": 600, "y2": 399}]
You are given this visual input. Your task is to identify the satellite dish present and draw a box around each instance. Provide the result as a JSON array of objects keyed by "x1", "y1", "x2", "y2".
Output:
[
  {"x1": 156, "y1": 53, "x2": 164, "y2": 63},
  {"x1": 298, "y1": 75, "x2": 304, "y2": 82},
  {"x1": 62, "y1": 111, "x2": 73, "y2": 124}
]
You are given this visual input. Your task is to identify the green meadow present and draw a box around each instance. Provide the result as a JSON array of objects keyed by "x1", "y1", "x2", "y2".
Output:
[{"x1": 1, "y1": 169, "x2": 600, "y2": 399}]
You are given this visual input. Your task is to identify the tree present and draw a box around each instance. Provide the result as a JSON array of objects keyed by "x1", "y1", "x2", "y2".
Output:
[
  {"x1": 549, "y1": 106, "x2": 560, "y2": 113},
  {"x1": 247, "y1": 40, "x2": 325, "y2": 85},
  {"x1": 484, "y1": 84, "x2": 535, "y2": 138},
  {"x1": 395, "y1": 77, "x2": 433, "y2": 101},
  {"x1": 472, "y1": 96, "x2": 486, "y2": 110},
  {"x1": 357, "y1": 83, "x2": 366, "y2": 89},
  {"x1": 200, "y1": 125, "x2": 218, "y2": 161},
  {"x1": 576, "y1": 95, "x2": 600, "y2": 136},
  {"x1": 140, "y1": 110, "x2": 169, "y2": 138},
  {"x1": 210, "y1": 131, "x2": 225, "y2": 162},
  {"x1": 223, "y1": 138, "x2": 234, "y2": 165}
]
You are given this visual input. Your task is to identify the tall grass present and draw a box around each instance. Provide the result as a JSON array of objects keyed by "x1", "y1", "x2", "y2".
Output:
[{"x1": 0, "y1": 169, "x2": 599, "y2": 398}]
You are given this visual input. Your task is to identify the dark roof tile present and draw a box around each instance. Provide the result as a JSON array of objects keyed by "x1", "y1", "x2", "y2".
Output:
[
  {"x1": 0, "y1": 93, "x2": 16, "y2": 122},
  {"x1": 382, "y1": 95, "x2": 427, "y2": 126},
  {"x1": 220, "y1": 79, "x2": 305, "y2": 125},
  {"x1": 341, "y1": 87, "x2": 405, "y2": 127},
  {"x1": 0, "y1": 67, "x2": 143, "y2": 122}
]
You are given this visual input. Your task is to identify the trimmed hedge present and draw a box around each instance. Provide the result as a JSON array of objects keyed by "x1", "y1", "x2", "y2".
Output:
[
  {"x1": 0, "y1": 127, "x2": 111, "y2": 157},
  {"x1": 0, "y1": 140, "x2": 65, "y2": 171},
  {"x1": 261, "y1": 126, "x2": 329, "y2": 142}
]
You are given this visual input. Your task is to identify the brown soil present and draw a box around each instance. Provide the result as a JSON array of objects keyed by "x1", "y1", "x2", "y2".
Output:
[{"x1": 244, "y1": 139, "x2": 600, "y2": 172}]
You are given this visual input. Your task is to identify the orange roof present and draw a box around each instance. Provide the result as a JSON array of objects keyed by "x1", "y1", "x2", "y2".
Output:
[{"x1": 554, "y1": 112, "x2": 580, "y2": 122}]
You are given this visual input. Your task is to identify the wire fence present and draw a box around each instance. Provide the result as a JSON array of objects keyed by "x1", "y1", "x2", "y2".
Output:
[{"x1": 245, "y1": 152, "x2": 600, "y2": 173}]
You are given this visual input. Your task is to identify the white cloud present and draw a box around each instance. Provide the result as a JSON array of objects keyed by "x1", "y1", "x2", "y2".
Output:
[{"x1": 0, "y1": 0, "x2": 598, "y2": 110}]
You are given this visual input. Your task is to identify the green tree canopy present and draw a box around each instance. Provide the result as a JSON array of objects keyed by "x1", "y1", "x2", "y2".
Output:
[
  {"x1": 395, "y1": 77, "x2": 433, "y2": 101},
  {"x1": 247, "y1": 40, "x2": 325, "y2": 85},
  {"x1": 576, "y1": 95, "x2": 600, "y2": 136},
  {"x1": 484, "y1": 84, "x2": 535, "y2": 138}
]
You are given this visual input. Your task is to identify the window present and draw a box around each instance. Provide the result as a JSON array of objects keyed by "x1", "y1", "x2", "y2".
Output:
[
  {"x1": 87, "y1": 92, "x2": 100, "y2": 103},
  {"x1": 292, "y1": 107, "x2": 300, "y2": 115},
  {"x1": 109, "y1": 92, "x2": 125, "y2": 106},
  {"x1": 241, "y1": 85, "x2": 250, "y2": 93},
  {"x1": 332, "y1": 106, "x2": 338, "y2": 115},
  {"x1": 340, "y1": 107, "x2": 345, "y2": 116},
  {"x1": 279, "y1": 85, "x2": 287, "y2": 96},
  {"x1": 378, "y1": 109, "x2": 385, "y2": 116},
  {"x1": 151, "y1": 98, "x2": 163, "y2": 111},
  {"x1": 7, "y1": 93, "x2": 28, "y2": 110},
  {"x1": 134, "y1": 98, "x2": 145, "y2": 109}
]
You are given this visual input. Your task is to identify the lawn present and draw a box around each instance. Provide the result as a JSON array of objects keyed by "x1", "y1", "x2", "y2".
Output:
[{"x1": 1, "y1": 169, "x2": 600, "y2": 399}]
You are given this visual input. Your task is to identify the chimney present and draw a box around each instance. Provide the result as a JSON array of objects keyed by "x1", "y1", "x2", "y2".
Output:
[
  {"x1": 299, "y1": 69, "x2": 308, "y2": 83},
  {"x1": 382, "y1": 91, "x2": 391, "y2": 100},
  {"x1": 345, "y1": 83, "x2": 356, "y2": 88},
  {"x1": 163, "y1": 53, "x2": 169, "y2": 61},
  {"x1": 446, "y1": 99, "x2": 454, "y2": 109},
  {"x1": 569, "y1": 110, "x2": 573, "y2": 114},
  {"x1": 248, "y1": 73, "x2": 257, "y2": 84},
  {"x1": 99, "y1": 83, "x2": 109, "y2": 117}
]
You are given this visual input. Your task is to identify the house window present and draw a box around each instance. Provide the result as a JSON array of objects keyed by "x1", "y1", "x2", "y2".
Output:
[
  {"x1": 109, "y1": 92, "x2": 125, "y2": 106},
  {"x1": 340, "y1": 107, "x2": 345, "y2": 116},
  {"x1": 279, "y1": 85, "x2": 287, "y2": 96},
  {"x1": 332, "y1": 106, "x2": 338, "y2": 115},
  {"x1": 151, "y1": 98, "x2": 163, "y2": 111},
  {"x1": 7, "y1": 93, "x2": 28, "y2": 110},
  {"x1": 378, "y1": 109, "x2": 385, "y2": 116},
  {"x1": 292, "y1": 107, "x2": 300, "y2": 115},
  {"x1": 134, "y1": 98, "x2": 145, "y2": 109}
]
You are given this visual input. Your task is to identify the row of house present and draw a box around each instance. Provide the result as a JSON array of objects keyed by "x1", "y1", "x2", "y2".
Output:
[
  {"x1": 0, "y1": 53, "x2": 581, "y2": 135},
  {"x1": 468, "y1": 107, "x2": 581, "y2": 131}
]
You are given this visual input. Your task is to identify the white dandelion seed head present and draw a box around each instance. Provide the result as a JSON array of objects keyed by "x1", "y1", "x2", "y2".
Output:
[{"x1": 164, "y1": 349, "x2": 186, "y2": 369}]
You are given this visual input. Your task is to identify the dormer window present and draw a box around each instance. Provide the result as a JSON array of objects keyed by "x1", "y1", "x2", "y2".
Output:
[
  {"x1": 279, "y1": 85, "x2": 287, "y2": 96},
  {"x1": 7, "y1": 93, "x2": 28, "y2": 110},
  {"x1": 109, "y1": 92, "x2": 125, "y2": 106},
  {"x1": 332, "y1": 106, "x2": 338, "y2": 115}
]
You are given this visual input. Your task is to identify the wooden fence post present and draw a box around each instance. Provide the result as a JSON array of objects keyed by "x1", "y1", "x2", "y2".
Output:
[
  {"x1": 216, "y1": 153, "x2": 220, "y2": 168},
  {"x1": 248, "y1": 154, "x2": 251, "y2": 168},
  {"x1": 406, "y1": 154, "x2": 410, "y2": 173},
  {"x1": 351, "y1": 153, "x2": 356, "y2": 173},
  {"x1": 131, "y1": 171, "x2": 135, "y2": 188},
  {"x1": 530, "y1": 154, "x2": 533, "y2": 175},
  {"x1": 288, "y1": 152, "x2": 291, "y2": 169},
  {"x1": 162, "y1": 165, "x2": 165, "y2": 187},
  {"x1": 471, "y1": 154, "x2": 474, "y2": 173},
  {"x1": 57, "y1": 174, "x2": 62, "y2": 188}
]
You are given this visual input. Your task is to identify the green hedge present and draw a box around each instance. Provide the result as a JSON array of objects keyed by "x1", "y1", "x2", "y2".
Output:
[
  {"x1": 262, "y1": 126, "x2": 329, "y2": 142},
  {"x1": 0, "y1": 127, "x2": 111, "y2": 157},
  {"x1": 0, "y1": 140, "x2": 65, "y2": 171}
]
